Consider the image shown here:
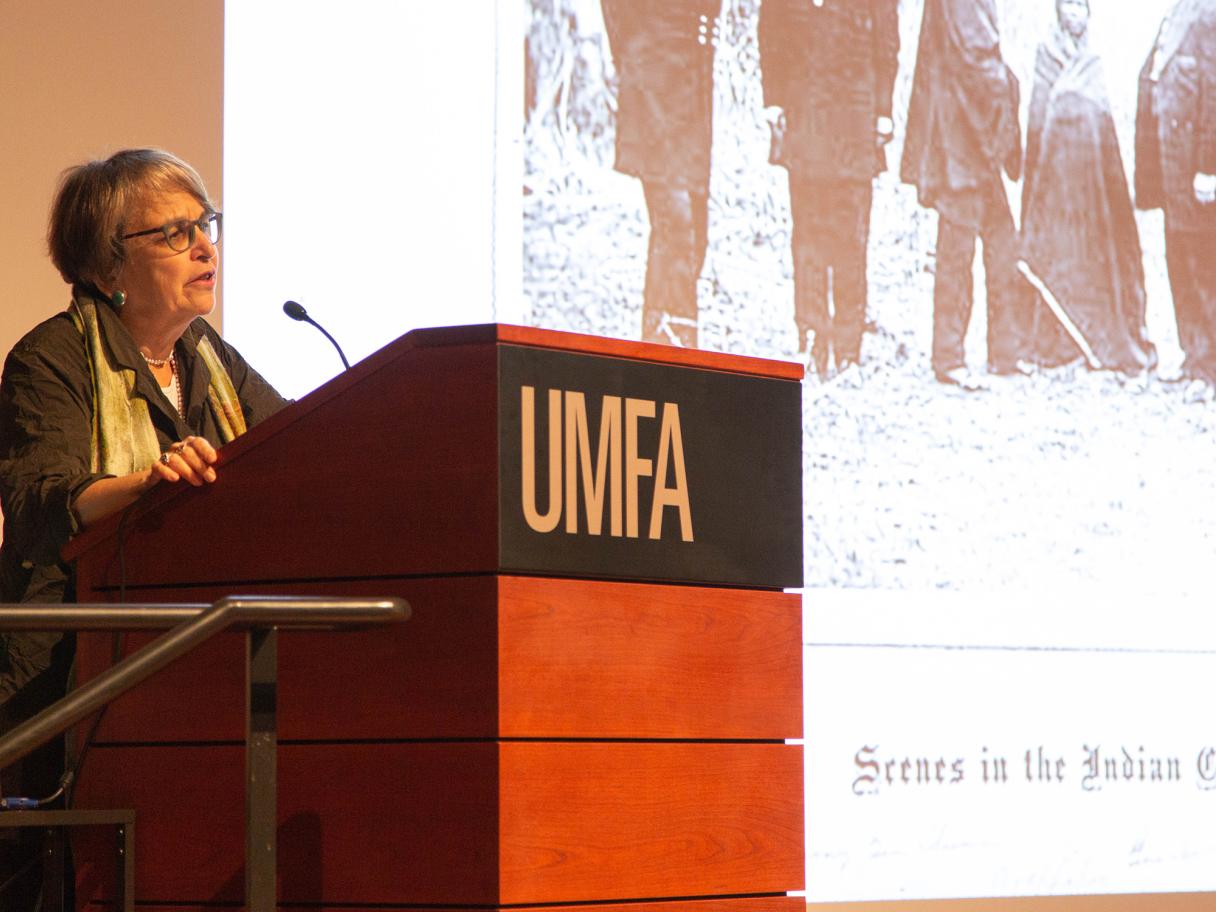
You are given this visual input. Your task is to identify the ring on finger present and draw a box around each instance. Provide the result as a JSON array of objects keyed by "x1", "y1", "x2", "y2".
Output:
[
  {"x1": 159, "y1": 451, "x2": 173, "y2": 466},
  {"x1": 170, "y1": 441, "x2": 188, "y2": 454}
]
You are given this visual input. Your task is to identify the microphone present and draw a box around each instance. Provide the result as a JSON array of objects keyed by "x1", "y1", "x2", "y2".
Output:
[{"x1": 282, "y1": 300, "x2": 351, "y2": 370}]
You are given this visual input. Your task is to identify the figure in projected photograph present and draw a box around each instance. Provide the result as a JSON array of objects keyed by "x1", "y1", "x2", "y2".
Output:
[
  {"x1": 901, "y1": 0, "x2": 1027, "y2": 389},
  {"x1": 1136, "y1": 0, "x2": 1216, "y2": 384},
  {"x1": 1018, "y1": 0, "x2": 1157, "y2": 375},
  {"x1": 758, "y1": 0, "x2": 899, "y2": 378},
  {"x1": 601, "y1": 0, "x2": 721, "y2": 348}
]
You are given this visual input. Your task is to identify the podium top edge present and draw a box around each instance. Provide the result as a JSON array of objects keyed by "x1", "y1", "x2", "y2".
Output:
[{"x1": 405, "y1": 323, "x2": 806, "y2": 382}]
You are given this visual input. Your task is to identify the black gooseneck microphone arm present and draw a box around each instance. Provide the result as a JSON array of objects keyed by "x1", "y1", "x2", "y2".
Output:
[{"x1": 282, "y1": 300, "x2": 351, "y2": 370}]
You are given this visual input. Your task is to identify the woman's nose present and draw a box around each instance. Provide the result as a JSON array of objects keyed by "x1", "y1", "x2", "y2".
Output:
[{"x1": 193, "y1": 229, "x2": 217, "y2": 258}]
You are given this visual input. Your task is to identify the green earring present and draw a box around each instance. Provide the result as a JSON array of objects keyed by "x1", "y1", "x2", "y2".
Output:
[{"x1": 111, "y1": 290, "x2": 126, "y2": 309}]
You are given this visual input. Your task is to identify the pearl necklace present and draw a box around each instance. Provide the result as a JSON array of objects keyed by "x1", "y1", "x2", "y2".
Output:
[{"x1": 143, "y1": 351, "x2": 185, "y2": 417}]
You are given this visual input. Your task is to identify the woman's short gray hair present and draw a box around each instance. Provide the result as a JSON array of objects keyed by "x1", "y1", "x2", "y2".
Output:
[{"x1": 47, "y1": 148, "x2": 214, "y2": 294}]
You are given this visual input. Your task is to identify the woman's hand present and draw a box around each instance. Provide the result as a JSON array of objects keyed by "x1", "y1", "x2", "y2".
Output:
[
  {"x1": 151, "y1": 435, "x2": 217, "y2": 486},
  {"x1": 73, "y1": 436, "x2": 219, "y2": 529}
]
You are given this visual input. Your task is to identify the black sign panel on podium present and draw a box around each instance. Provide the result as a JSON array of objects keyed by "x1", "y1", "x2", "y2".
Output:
[{"x1": 497, "y1": 344, "x2": 803, "y2": 589}]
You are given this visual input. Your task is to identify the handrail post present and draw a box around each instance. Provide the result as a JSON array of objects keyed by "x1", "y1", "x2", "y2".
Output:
[
  {"x1": 43, "y1": 825, "x2": 65, "y2": 911},
  {"x1": 246, "y1": 626, "x2": 278, "y2": 911},
  {"x1": 118, "y1": 816, "x2": 135, "y2": 912}
]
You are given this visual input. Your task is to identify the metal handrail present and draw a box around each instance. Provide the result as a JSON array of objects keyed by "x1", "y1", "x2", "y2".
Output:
[
  {"x1": 0, "y1": 597, "x2": 405, "y2": 631},
  {"x1": 0, "y1": 596, "x2": 409, "y2": 771},
  {"x1": 0, "y1": 595, "x2": 410, "y2": 911}
]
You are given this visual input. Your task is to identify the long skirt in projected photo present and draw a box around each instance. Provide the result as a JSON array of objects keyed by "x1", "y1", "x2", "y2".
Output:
[{"x1": 1019, "y1": 19, "x2": 1156, "y2": 375}]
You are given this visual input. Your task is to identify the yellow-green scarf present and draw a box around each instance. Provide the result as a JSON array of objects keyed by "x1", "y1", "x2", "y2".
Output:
[
  {"x1": 195, "y1": 334, "x2": 247, "y2": 441},
  {"x1": 70, "y1": 297, "x2": 247, "y2": 475}
]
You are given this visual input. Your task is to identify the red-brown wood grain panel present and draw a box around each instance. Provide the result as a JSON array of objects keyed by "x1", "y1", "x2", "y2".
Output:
[
  {"x1": 498, "y1": 576, "x2": 802, "y2": 739},
  {"x1": 70, "y1": 338, "x2": 501, "y2": 592},
  {"x1": 76, "y1": 742, "x2": 500, "y2": 906},
  {"x1": 499, "y1": 741, "x2": 805, "y2": 904},
  {"x1": 75, "y1": 741, "x2": 803, "y2": 907},
  {"x1": 74, "y1": 576, "x2": 800, "y2": 744},
  {"x1": 73, "y1": 575, "x2": 501, "y2": 744}
]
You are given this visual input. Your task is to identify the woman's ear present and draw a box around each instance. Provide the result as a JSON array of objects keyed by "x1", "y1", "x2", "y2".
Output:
[{"x1": 85, "y1": 273, "x2": 122, "y2": 308}]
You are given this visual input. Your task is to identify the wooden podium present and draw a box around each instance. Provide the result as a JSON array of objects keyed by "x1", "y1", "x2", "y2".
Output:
[{"x1": 67, "y1": 324, "x2": 805, "y2": 911}]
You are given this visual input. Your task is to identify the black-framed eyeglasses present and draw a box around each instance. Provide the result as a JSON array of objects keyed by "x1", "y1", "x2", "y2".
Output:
[{"x1": 121, "y1": 212, "x2": 222, "y2": 252}]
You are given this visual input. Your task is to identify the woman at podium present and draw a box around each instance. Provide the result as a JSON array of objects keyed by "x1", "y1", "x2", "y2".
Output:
[{"x1": 0, "y1": 148, "x2": 286, "y2": 900}]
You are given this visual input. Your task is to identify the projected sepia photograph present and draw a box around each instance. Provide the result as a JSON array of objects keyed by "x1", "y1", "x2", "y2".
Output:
[{"x1": 523, "y1": 0, "x2": 1216, "y2": 594}]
